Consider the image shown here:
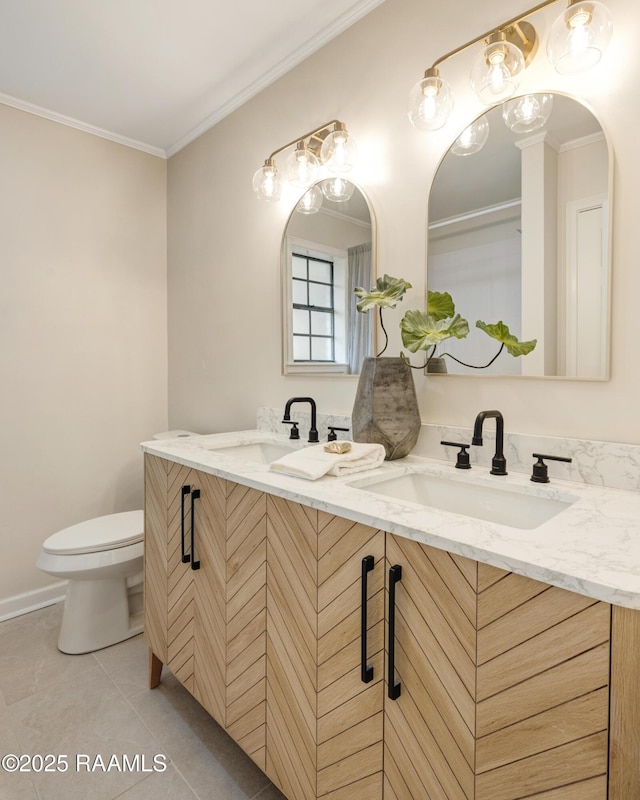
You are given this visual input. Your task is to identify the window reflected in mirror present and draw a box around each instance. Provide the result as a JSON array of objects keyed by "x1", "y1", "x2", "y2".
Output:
[
  {"x1": 427, "y1": 93, "x2": 611, "y2": 379},
  {"x1": 282, "y1": 180, "x2": 375, "y2": 375},
  {"x1": 292, "y1": 252, "x2": 337, "y2": 362}
]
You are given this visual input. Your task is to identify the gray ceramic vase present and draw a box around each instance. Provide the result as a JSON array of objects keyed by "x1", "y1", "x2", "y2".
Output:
[{"x1": 351, "y1": 356, "x2": 421, "y2": 460}]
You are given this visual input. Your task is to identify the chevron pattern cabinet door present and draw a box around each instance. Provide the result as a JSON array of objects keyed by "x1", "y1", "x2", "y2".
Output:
[
  {"x1": 225, "y1": 482, "x2": 267, "y2": 769},
  {"x1": 475, "y1": 564, "x2": 610, "y2": 800},
  {"x1": 317, "y1": 512, "x2": 384, "y2": 799},
  {"x1": 266, "y1": 496, "x2": 319, "y2": 800},
  {"x1": 166, "y1": 462, "x2": 198, "y2": 693},
  {"x1": 192, "y1": 471, "x2": 228, "y2": 726},
  {"x1": 266, "y1": 497, "x2": 385, "y2": 800},
  {"x1": 144, "y1": 464, "x2": 267, "y2": 757},
  {"x1": 384, "y1": 534, "x2": 478, "y2": 800},
  {"x1": 143, "y1": 454, "x2": 170, "y2": 664},
  {"x1": 383, "y1": 538, "x2": 611, "y2": 800}
]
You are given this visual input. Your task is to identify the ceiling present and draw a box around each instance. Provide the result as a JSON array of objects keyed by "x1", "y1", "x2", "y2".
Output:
[{"x1": 0, "y1": 0, "x2": 385, "y2": 158}]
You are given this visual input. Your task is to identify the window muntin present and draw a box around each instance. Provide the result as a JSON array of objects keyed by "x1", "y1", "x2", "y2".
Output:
[{"x1": 291, "y1": 253, "x2": 335, "y2": 363}]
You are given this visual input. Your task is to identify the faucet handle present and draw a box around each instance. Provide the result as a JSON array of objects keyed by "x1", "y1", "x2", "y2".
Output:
[
  {"x1": 441, "y1": 441, "x2": 472, "y2": 470},
  {"x1": 328, "y1": 426, "x2": 350, "y2": 442},
  {"x1": 282, "y1": 420, "x2": 300, "y2": 440},
  {"x1": 531, "y1": 453, "x2": 572, "y2": 483}
]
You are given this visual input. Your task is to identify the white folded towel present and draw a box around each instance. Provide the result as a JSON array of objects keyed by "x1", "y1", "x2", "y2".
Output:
[{"x1": 269, "y1": 441, "x2": 386, "y2": 481}]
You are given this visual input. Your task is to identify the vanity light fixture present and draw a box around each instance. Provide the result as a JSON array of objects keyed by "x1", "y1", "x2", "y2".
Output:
[
  {"x1": 407, "y1": 67, "x2": 454, "y2": 131},
  {"x1": 252, "y1": 158, "x2": 282, "y2": 202},
  {"x1": 470, "y1": 30, "x2": 527, "y2": 104},
  {"x1": 253, "y1": 119, "x2": 357, "y2": 203},
  {"x1": 408, "y1": 0, "x2": 613, "y2": 131},
  {"x1": 320, "y1": 122, "x2": 357, "y2": 173},
  {"x1": 547, "y1": 0, "x2": 613, "y2": 73},
  {"x1": 287, "y1": 141, "x2": 320, "y2": 188},
  {"x1": 451, "y1": 115, "x2": 490, "y2": 156}
]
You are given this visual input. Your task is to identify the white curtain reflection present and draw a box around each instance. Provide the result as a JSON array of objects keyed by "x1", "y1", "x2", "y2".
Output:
[{"x1": 347, "y1": 242, "x2": 372, "y2": 373}]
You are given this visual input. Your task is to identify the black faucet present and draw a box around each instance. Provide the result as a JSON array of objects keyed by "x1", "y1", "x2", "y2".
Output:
[
  {"x1": 282, "y1": 397, "x2": 319, "y2": 443},
  {"x1": 472, "y1": 410, "x2": 507, "y2": 475}
]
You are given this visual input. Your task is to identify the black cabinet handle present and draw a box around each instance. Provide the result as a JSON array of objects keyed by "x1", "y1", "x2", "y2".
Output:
[
  {"x1": 181, "y1": 485, "x2": 191, "y2": 563},
  {"x1": 190, "y1": 488, "x2": 201, "y2": 571},
  {"x1": 361, "y1": 555, "x2": 375, "y2": 683},
  {"x1": 388, "y1": 565, "x2": 402, "y2": 700}
]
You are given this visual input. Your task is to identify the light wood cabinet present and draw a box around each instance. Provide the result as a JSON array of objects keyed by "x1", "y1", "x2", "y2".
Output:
[
  {"x1": 144, "y1": 454, "x2": 640, "y2": 800},
  {"x1": 223, "y1": 478, "x2": 268, "y2": 766},
  {"x1": 265, "y1": 495, "x2": 385, "y2": 800},
  {"x1": 144, "y1": 455, "x2": 227, "y2": 719},
  {"x1": 145, "y1": 460, "x2": 385, "y2": 790},
  {"x1": 143, "y1": 454, "x2": 268, "y2": 765},
  {"x1": 143, "y1": 454, "x2": 171, "y2": 667},
  {"x1": 384, "y1": 533, "x2": 611, "y2": 800},
  {"x1": 384, "y1": 533, "x2": 478, "y2": 800},
  {"x1": 475, "y1": 563, "x2": 609, "y2": 799}
]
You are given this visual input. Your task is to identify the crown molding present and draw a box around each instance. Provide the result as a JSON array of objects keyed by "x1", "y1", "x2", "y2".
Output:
[
  {"x1": 165, "y1": 0, "x2": 387, "y2": 157},
  {"x1": 558, "y1": 130, "x2": 606, "y2": 153},
  {"x1": 0, "y1": 91, "x2": 167, "y2": 157}
]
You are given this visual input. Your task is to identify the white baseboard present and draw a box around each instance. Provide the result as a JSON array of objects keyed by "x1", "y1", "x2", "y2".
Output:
[{"x1": 0, "y1": 582, "x2": 67, "y2": 623}]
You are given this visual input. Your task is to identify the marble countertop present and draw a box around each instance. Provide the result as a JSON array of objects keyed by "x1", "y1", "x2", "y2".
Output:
[{"x1": 141, "y1": 430, "x2": 640, "y2": 610}]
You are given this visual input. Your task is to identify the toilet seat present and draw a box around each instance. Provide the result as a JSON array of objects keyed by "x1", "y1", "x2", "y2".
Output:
[{"x1": 41, "y1": 510, "x2": 144, "y2": 556}]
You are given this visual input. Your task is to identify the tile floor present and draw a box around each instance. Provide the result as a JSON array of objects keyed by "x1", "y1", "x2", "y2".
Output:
[{"x1": 0, "y1": 603, "x2": 286, "y2": 800}]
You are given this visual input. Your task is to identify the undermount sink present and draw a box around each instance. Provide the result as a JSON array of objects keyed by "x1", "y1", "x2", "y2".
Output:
[
  {"x1": 349, "y1": 469, "x2": 578, "y2": 530},
  {"x1": 201, "y1": 441, "x2": 300, "y2": 464}
]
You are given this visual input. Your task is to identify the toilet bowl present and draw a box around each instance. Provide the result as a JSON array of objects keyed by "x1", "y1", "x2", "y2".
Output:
[
  {"x1": 36, "y1": 430, "x2": 200, "y2": 654},
  {"x1": 36, "y1": 511, "x2": 145, "y2": 654}
]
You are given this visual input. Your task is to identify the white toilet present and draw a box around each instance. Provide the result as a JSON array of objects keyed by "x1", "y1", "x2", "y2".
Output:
[
  {"x1": 36, "y1": 430, "x2": 199, "y2": 654},
  {"x1": 36, "y1": 511, "x2": 145, "y2": 654}
]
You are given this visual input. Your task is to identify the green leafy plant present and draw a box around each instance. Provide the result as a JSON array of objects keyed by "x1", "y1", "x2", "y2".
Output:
[
  {"x1": 354, "y1": 278, "x2": 537, "y2": 369},
  {"x1": 354, "y1": 274, "x2": 412, "y2": 357}
]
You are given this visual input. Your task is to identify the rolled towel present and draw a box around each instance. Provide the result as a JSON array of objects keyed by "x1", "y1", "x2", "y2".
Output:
[{"x1": 269, "y1": 441, "x2": 385, "y2": 481}]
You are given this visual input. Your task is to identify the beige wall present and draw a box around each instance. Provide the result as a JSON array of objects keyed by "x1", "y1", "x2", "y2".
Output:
[
  {"x1": 0, "y1": 105, "x2": 167, "y2": 604},
  {"x1": 167, "y1": 0, "x2": 639, "y2": 445}
]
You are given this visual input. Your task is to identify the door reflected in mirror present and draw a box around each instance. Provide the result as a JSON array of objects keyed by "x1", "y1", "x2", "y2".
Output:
[
  {"x1": 427, "y1": 93, "x2": 611, "y2": 379},
  {"x1": 282, "y1": 180, "x2": 375, "y2": 375}
]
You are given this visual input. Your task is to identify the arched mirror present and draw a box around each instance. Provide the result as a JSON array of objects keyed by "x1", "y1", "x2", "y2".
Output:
[
  {"x1": 282, "y1": 179, "x2": 375, "y2": 375},
  {"x1": 427, "y1": 93, "x2": 611, "y2": 378}
]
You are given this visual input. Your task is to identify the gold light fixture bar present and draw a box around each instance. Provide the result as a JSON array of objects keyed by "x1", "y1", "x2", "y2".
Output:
[
  {"x1": 429, "y1": 0, "x2": 558, "y2": 71},
  {"x1": 265, "y1": 119, "x2": 343, "y2": 163}
]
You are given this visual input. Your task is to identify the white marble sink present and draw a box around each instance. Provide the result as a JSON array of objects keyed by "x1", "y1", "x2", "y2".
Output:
[
  {"x1": 199, "y1": 440, "x2": 300, "y2": 464},
  {"x1": 349, "y1": 468, "x2": 578, "y2": 530}
]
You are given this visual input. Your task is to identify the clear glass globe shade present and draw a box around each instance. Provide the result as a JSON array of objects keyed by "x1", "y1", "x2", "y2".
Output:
[
  {"x1": 408, "y1": 74, "x2": 454, "y2": 131},
  {"x1": 321, "y1": 177, "x2": 355, "y2": 203},
  {"x1": 252, "y1": 163, "x2": 282, "y2": 202},
  {"x1": 296, "y1": 185, "x2": 323, "y2": 214},
  {"x1": 286, "y1": 146, "x2": 320, "y2": 188},
  {"x1": 502, "y1": 93, "x2": 554, "y2": 133},
  {"x1": 320, "y1": 129, "x2": 357, "y2": 174},
  {"x1": 471, "y1": 40, "x2": 525, "y2": 104},
  {"x1": 547, "y1": 0, "x2": 613, "y2": 74},
  {"x1": 451, "y1": 116, "x2": 490, "y2": 156}
]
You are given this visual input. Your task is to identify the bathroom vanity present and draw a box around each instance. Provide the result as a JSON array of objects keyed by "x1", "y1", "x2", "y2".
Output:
[{"x1": 140, "y1": 429, "x2": 640, "y2": 800}]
